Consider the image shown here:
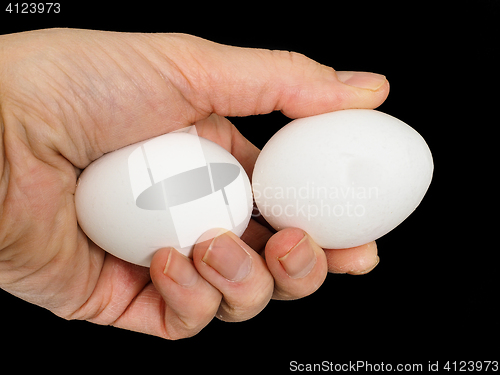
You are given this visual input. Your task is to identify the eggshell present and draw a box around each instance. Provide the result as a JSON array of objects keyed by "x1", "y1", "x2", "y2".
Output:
[
  {"x1": 252, "y1": 109, "x2": 433, "y2": 249},
  {"x1": 75, "y1": 129, "x2": 253, "y2": 267}
]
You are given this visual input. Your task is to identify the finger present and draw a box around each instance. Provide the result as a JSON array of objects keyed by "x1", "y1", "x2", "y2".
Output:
[
  {"x1": 157, "y1": 34, "x2": 390, "y2": 119},
  {"x1": 149, "y1": 247, "x2": 222, "y2": 340},
  {"x1": 325, "y1": 241, "x2": 380, "y2": 275},
  {"x1": 192, "y1": 229, "x2": 274, "y2": 322},
  {"x1": 265, "y1": 228, "x2": 329, "y2": 301}
]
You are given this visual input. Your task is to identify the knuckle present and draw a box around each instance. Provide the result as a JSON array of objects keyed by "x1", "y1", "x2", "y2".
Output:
[
  {"x1": 272, "y1": 50, "x2": 321, "y2": 77},
  {"x1": 216, "y1": 300, "x2": 259, "y2": 323},
  {"x1": 216, "y1": 277, "x2": 274, "y2": 323},
  {"x1": 273, "y1": 269, "x2": 328, "y2": 301},
  {"x1": 161, "y1": 298, "x2": 218, "y2": 340},
  {"x1": 162, "y1": 323, "x2": 202, "y2": 341},
  {"x1": 271, "y1": 49, "x2": 309, "y2": 65}
]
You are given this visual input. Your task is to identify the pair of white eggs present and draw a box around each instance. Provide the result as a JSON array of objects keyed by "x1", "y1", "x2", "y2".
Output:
[{"x1": 75, "y1": 109, "x2": 433, "y2": 267}]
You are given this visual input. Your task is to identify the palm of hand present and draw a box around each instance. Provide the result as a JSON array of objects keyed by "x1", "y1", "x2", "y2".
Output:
[{"x1": 0, "y1": 29, "x2": 386, "y2": 339}]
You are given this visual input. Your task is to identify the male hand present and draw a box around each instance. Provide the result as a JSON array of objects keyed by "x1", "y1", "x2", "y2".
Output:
[{"x1": 0, "y1": 29, "x2": 388, "y2": 339}]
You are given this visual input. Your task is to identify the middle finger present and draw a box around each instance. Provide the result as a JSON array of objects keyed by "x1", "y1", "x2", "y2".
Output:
[{"x1": 192, "y1": 229, "x2": 274, "y2": 322}]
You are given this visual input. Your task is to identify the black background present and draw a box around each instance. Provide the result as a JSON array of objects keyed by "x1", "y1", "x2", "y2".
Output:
[{"x1": 1, "y1": 1, "x2": 498, "y2": 371}]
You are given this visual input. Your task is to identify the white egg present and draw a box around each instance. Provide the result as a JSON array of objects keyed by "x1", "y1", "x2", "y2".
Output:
[
  {"x1": 252, "y1": 109, "x2": 433, "y2": 249},
  {"x1": 75, "y1": 127, "x2": 253, "y2": 267}
]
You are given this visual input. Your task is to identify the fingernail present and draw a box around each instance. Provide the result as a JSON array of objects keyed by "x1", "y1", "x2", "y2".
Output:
[
  {"x1": 278, "y1": 234, "x2": 317, "y2": 279},
  {"x1": 337, "y1": 71, "x2": 386, "y2": 91},
  {"x1": 163, "y1": 248, "x2": 199, "y2": 287},
  {"x1": 349, "y1": 256, "x2": 380, "y2": 275},
  {"x1": 202, "y1": 231, "x2": 252, "y2": 282}
]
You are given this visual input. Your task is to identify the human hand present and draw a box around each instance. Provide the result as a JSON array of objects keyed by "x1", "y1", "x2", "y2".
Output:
[{"x1": 0, "y1": 28, "x2": 389, "y2": 339}]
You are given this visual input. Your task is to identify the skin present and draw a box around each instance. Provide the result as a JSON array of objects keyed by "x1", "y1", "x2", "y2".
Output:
[{"x1": 0, "y1": 29, "x2": 389, "y2": 340}]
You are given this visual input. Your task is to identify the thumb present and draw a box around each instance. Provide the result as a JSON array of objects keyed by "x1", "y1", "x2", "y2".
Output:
[{"x1": 160, "y1": 34, "x2": 389, "y2": 119}]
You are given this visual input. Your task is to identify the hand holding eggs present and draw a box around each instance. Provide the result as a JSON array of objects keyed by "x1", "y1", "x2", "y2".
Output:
[{"x1": 75, "y1": 110, "x2": 433, "y2": 266}]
